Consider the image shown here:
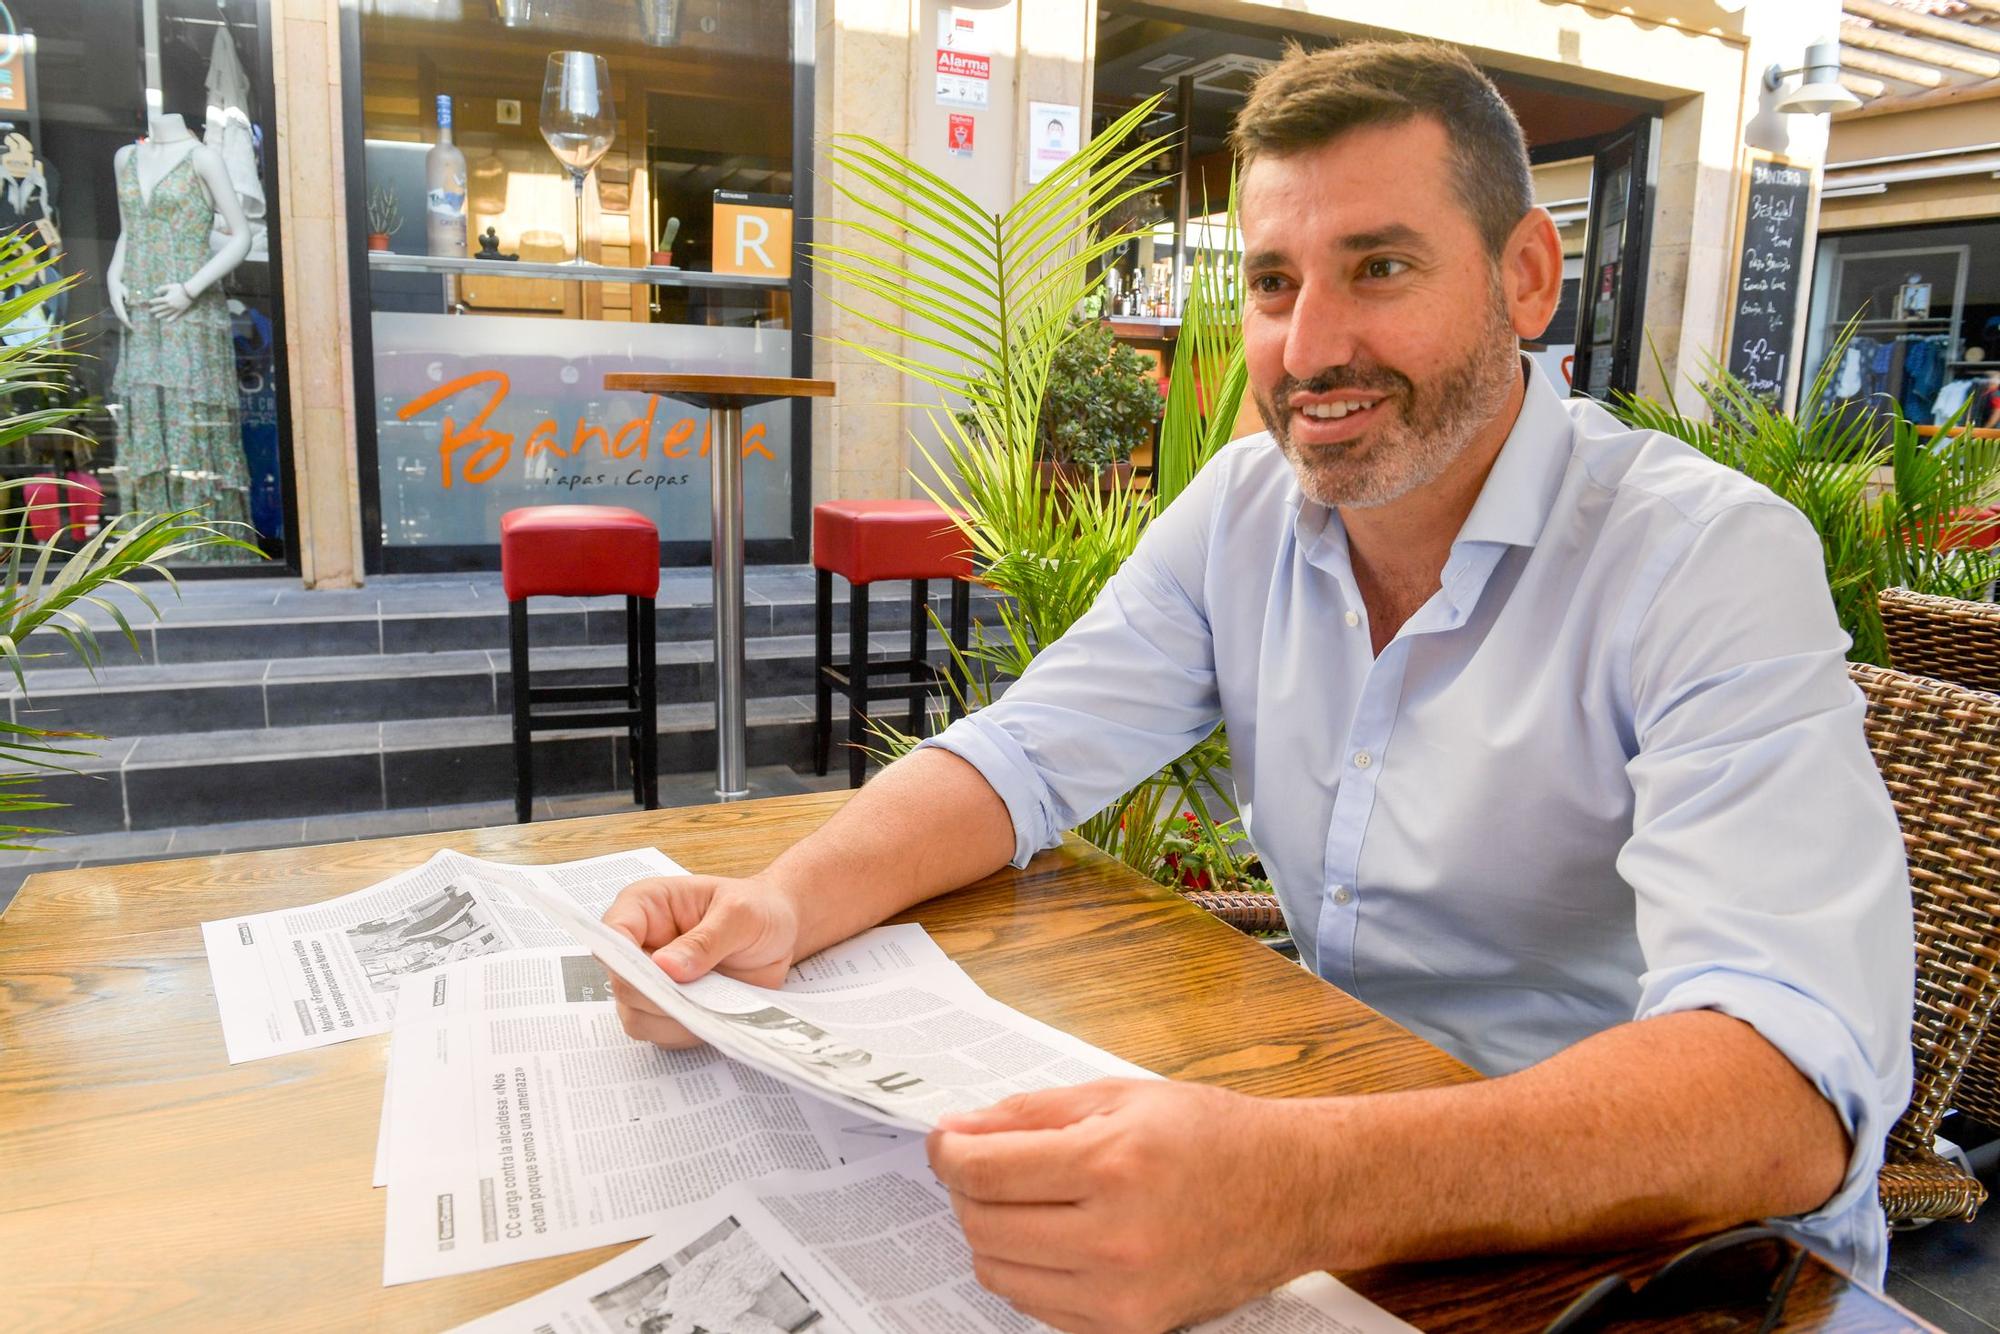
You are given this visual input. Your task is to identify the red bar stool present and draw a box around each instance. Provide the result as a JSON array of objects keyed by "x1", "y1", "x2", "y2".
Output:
[
  {"x1": 500, "y1": 506, "x2": 660, "y2": 824},
  {"x1": 813, "y1": 500, "x2": 974, "y2": 786}
]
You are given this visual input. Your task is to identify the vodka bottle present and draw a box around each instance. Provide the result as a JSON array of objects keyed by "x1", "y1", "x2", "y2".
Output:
[{"x1": 425, "y1": 95, "x2": 468, "y2": 257}]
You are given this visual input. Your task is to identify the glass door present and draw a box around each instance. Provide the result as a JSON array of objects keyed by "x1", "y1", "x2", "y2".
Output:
[{"x1": 1570, "y1": 116, "x2": 1658, "y2": 401}]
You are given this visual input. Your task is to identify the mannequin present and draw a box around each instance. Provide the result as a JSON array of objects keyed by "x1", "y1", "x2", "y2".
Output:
[{"x1": 105, "y1": 114, "x2": 255, "y2": 560}]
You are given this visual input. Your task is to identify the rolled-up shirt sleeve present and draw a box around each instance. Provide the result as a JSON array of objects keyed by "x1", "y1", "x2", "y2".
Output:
[
  {"x1": 920, "y1": 457, "x2": 1229, "y2": 868},
  {"x1": 1619, "y1": 498, "x2": 1914, "y2": 1283}
]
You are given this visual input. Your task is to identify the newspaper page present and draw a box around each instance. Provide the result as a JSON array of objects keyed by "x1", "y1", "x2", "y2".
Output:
[
  {"x1": 200, "y1": 847, "x2": 683, "y2": 1063},
  {"x1": 446, "y1": 1144, "x2": 1421, "y2": 1334},
  {"x1": 379, "y1": 928, "x2": 969, "y2": 1283},
  {"x1": 374, "y1": 928, "x2": 959, "y2": 1188},
  {"x1": 512, "y1": 877, "x2": 1158, "y2": 1131}
]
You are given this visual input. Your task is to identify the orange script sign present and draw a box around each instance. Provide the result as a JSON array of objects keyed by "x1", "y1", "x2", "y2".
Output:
[{"x1": 398, "y1": 371, "x2": 775, "y2": 490}]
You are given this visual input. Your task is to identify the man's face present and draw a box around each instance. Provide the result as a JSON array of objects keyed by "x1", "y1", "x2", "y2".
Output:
[{"x1": 1239, "y1": 116, "x2": 1528, "y2": 509}]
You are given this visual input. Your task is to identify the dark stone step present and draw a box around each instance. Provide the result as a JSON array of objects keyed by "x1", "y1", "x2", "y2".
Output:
[
  {"x1": 54, "y1": 569, "x2": 1004, "y2": 667},
  {"x1": 39, "y1": 694, "x2": 951, "y2": 835},
  {"x1": 9, "y1": 634, "x2": 976, "y2": 736}
]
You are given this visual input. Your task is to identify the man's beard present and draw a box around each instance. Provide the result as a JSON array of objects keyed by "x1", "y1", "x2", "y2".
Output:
[{"x1": 1253, "y1": 283, "x2": 1521, "y2": 509}]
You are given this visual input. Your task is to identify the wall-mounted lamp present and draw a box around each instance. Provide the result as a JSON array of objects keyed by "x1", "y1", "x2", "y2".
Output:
[{"x1": 1764, "y1": 40, "x2": 1862, "y2": 115}]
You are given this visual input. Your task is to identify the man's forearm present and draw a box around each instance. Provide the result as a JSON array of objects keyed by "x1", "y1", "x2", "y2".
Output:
[
  {"x1": 764, "y1": 746, "x2": 1017, "y2": 958},
  {"x1": 1273, "y1": 1010, "x2": 1851, "y2": 1271}
]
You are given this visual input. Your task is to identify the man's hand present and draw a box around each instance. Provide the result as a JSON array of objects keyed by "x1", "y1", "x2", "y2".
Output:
[
  {"x1": 927, "y1": 1079, "x2": 1311, "y2": 1333},
  {"x1": 602, "y1": 874, "x2": 803, "y2": 1049}
]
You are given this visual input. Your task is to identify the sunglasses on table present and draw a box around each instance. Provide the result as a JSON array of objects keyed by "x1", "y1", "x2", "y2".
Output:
[{"x1": 1542, "y1": 1226, "x2": 1807, "y2": 1334}]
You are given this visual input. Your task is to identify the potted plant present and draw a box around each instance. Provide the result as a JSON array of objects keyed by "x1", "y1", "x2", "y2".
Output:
[
  {"x1": 811, "y1": 104, "x2": 1268, "y2": 907},
  {"x1": 1615, "y1": 325, "x2": 2000, "y2": 667},
  {"x1": 1034, "y1": 317, "x2": 1163, "y2": 494},
  {"x1": 366, "y1": 186, "x2": 402, "y2": 252}
]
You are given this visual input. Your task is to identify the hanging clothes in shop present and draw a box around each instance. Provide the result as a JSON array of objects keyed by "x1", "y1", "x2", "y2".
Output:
[
  {"x1": 1820, "y1": 333, "x2": 1957, "y2": 424},
  {"x1": 203, "y1": 24, "x2": 266, "y2": 261},
  {"x1": 232, "y1": 301, "x2": 282, "y2": 540},
  {"x1": 1900, "y1": 337, "x2": 1946, "y2": 424},
  {"x1": 0, "y1": 132, "x2": 64, "y2": 346},
  {"x1": 111, "y1": 149, "x2": 252, "y2": 558},
  {"x1": 1931, "y1": 377, "x2": 1977, "y2": 426}
]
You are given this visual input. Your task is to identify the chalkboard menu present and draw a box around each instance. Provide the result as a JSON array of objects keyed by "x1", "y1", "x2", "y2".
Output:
[{"x1": 1726, "y1": 154, "x2": 1814, "y2": 400}]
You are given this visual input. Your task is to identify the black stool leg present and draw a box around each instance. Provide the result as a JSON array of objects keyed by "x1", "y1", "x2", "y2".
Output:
[
  {"x1": 640, "y1": 596, "x2": 658, "y2": 809},
  {"x1": 626, "y1": 595, "x2": 643, "y2": 806},
  {"x1": 848, "y1": 578, "x2": 870, "y2": 788},
  {"x1": 948, "y1": 576, "x2": 970, "y2": 722},
  {"x1": 509, "y1": 597, "x2": 533, "y2": 824},
  {"x1": 813, "y1": 568, "x2": 833, "y2": 777},
  {"x1": 907, "y1": 578, "x2": 929, "y2": 735}
]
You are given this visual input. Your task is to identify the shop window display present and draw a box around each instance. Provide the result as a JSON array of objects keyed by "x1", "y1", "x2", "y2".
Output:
[
  {"x1": 1803, "y1": 220, "x2": 2000, "y2": 431},
  {"x1": 0, "y1": 0, "x2": 289, "y2": 568},
  {"x1": 352, "y1": 0, "x2": 808, "y2": 571}
]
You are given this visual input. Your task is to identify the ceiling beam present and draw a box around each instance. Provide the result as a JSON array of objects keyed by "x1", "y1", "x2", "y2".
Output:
[
  {"x1": 1840, "y1": 70, "x2": 1889, "y2": 99},
  {"x1": 1839, "y1": 44, "x2": 1948, "y2": 87},
  {"x1": 1844, "y1": 0, "x2": 2000, "y2": 58},
  {"x1": 1840, "y1": 17, "x2": 2000, "y2": 78},
  {"x1": 1834, "y1": 72, "x2": 2000, "y2": 118}
]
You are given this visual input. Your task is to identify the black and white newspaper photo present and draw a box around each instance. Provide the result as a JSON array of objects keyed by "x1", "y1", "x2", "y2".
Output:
[
  {"x1": 199, "y1": 847, "x2": 685, "y2": 1062},
  {"x1": 444, "y1": 1144, "x2": 1420, "y2": 1334}
]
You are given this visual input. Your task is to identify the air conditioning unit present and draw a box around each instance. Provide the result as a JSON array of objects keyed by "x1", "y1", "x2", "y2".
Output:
[{"x1": 1165, "y1": 53, "x2": 1273, "y2": 95}]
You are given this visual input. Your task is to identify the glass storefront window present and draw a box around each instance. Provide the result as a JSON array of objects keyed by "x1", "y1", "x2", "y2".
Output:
[
  {"x1": 1802, "y1": 220, "x2": 2000, "y2": 430},
  {"x1": 0, "y1": 0, "x2": 290, "y2": 568},
  {"x1": 351, "y1": 0, "x2": 807, "y2": 571}
]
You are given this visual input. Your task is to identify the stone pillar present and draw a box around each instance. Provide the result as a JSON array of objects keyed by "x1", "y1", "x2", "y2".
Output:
[
  {"x1": 812, "y1": 0, "x2": 918, "y2": 508},
  {"x1": 271, "y1": 0, "x2": 364, "y2": 587},
  {"x1": 811, "y1": 0, "x2": 1094, "y2": 505}
]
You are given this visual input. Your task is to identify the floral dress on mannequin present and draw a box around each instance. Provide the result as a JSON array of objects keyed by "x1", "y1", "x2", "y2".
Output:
[{"x1": 111, "y1": 148, "x2": 251, "y2": 560}]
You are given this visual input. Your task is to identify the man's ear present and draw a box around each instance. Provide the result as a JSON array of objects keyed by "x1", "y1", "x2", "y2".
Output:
[{"x1": 1502, "y1": 208, "x2": 1564, "y2": 340}]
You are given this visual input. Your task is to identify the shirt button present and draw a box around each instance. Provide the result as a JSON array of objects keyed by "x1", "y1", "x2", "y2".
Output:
[
  {"x1": 1333, "y1": 886, "x2": 1353, "y2": 906},
  {"x1": 1353, "y1": 751, "x2": 1372, "y2": 769},
  {"x1": 1344, "y1": 610, "x2": 1360, "y2": 627}
]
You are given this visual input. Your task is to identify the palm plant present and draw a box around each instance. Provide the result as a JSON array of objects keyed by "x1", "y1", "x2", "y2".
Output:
[
  {"x1": 0, "y1": 241, "x2": 253, "y2": 845},
  {"x1": 1613, "y1": 323, "x2": 2000, "y2": 666},
  {"x1": 811, "y1": 107, "x2": 1264, "y2": 897}
]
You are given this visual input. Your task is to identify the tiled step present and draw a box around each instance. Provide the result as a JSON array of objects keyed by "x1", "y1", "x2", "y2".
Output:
[
  {"x1": 57, "y1": 570, "x2": 1003, "y2": 667},
  {"x1": 42, "y1": 693, "x2": 930, "y2": 835},
  {"x1": 10, "y1": 633, "x2": 973, "y2": 736}
]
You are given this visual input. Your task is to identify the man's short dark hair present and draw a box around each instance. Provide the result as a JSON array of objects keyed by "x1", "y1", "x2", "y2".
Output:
[{"x1": 1230, "y1": 40, "x2": 1533, "y2": 258}]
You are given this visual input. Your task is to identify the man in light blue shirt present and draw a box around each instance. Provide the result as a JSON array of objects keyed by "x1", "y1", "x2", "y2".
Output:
[{"x1": 605, "y1": 40, "x2": 1913, "y2": 1332}]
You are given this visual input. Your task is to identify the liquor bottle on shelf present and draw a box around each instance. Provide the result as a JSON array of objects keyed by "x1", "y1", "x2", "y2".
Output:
[{"x1": 426, "y1": 94, "x2": 468, "y2": 258}]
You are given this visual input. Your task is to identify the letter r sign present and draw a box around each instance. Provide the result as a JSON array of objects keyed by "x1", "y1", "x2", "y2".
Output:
[{"x1": 711, "y1": 191, "x2": 793, "y2": 279}]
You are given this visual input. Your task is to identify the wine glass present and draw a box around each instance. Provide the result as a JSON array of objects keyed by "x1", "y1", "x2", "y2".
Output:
[{"x1": 539, "y1": 51, "x2": 616, "y2": 266}]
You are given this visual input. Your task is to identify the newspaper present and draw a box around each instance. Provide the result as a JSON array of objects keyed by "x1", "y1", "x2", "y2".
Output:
[
  {"x1": 373, "y1": 928, "x2": 957, "y2": 1189},
  {"x1": 512, "y1": 877, "x2": 1158, "y2": 1131},
  {"x1": 444, "y1": 1143, "x2": 1421, "y2": 1334},
  {"x1": 378, "y1": 927, "x2": 968, "y2": 1284},
  {"x1": 201, "y1": 847, "x2": 685, "y2": 1063}
]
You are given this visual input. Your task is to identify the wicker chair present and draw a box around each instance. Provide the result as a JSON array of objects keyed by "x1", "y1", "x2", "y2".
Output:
[
  {"x1": 1185, "y1": 888, "x2": 1287, "y2": 934},
  {"x1": 1881, "y1": 588, "x2": 2000, "y2": 696},
  {"x1": 1851, "y1": 663, "x2": 2000, "y2": 1223}
]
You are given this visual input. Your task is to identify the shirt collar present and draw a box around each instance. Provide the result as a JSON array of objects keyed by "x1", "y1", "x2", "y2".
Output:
[{"x1": 1452, "y1": 356, "x2": 1576, "y2": 552}]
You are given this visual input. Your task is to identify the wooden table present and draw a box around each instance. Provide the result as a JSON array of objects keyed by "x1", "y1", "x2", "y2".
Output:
[{"x1": 0, "y1": 792, "x2": 1928, "y2": 1332}]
